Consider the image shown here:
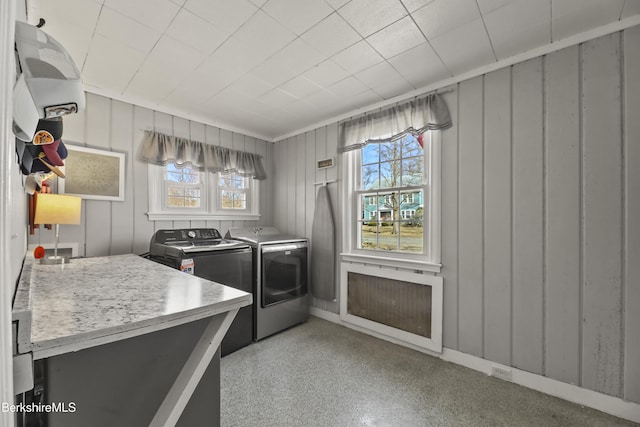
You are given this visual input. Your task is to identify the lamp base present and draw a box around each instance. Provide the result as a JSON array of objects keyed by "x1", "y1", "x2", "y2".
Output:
[{"x1": 40, "y1": 256, "x2": 65, "y2": 265}]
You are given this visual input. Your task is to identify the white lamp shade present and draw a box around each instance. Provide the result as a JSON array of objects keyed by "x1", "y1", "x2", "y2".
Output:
[{"x1": 34, "y1": 193, "x2": 81, "y2": 225}]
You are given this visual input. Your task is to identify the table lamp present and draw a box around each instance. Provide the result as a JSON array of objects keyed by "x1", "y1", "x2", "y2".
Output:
[{"x1": 34, "y1": 193, "x2": 81, "y2": 264}]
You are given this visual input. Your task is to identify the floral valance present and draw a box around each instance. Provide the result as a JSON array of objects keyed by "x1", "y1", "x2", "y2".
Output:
[
  {"x1": 141, "y1": 131, "x2": 267, "y2": 180},
  {"x1": 338, "y1": 93, "x2": 452, "y2": 153}
]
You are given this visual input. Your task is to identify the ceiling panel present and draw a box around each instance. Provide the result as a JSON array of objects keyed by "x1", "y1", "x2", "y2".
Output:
[
  {"x1": 164, "y1": 8, "x2": 228, "y2": 56},
  {"x1": 483, "y1": 0, "x2": 551, "y2": 60},
  {"x1": 300, "y1": 12, "x2": 362, "y2": 57},
  {"x1": 412, "y1": 0, "x2": 481, "y2": 40},
  {"x1": 338, "y1": 0, "x2": 408, "y2": 38},
  {"x1": 366, "y1": 16, "x2": 426, "y2": 59},
  {"x1": 104, "y1": 0, "x2": 180, "y2": 32},
  {"x1": 26, "y1": 0, "x2": 636, "y2": 140},
  {"x1": 430, "y1": 18, "x2": 496, "y2": 75},
  {"x1": 262, "y1": 0, "x2": 333, "y2": 35},
  {"x1": 551, "y1": 0, "x2": 626, "y2": 41}
]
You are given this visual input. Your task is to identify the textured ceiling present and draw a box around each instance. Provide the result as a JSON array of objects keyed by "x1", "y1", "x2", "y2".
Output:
[{"x1": 26, "y1": 0, "x2": 640, "y2": 140}]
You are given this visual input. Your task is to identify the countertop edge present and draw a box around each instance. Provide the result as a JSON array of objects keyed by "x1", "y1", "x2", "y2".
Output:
[{"x1": 30, "y1": 293, "x2": 252, "y2": 360}]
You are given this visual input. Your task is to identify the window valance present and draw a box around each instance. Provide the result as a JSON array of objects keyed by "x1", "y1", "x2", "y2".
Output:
[
  {"x1": 338, "y1": 93, "x2": 452, "y2": 153},
  {"x1": 141, "y1": 130, "x2": 267, "y2": 180}
]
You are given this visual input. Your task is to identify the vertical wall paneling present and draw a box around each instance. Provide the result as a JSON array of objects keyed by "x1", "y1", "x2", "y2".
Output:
[
  {"x1": 544, "y1": 45, "x2": 582, "y2": 385},
  {"x1": 482, "y1": 67, "x2": 512, "y2": 366},
  {"x1": 262, "y1": 140, "x2": 274, "y2": 227},
  {"x1": 581, "y1": 33, "x2": 624, "y2": 398},
  {"x1": 440, "y1": 89, "x2": 459, "y2": 350},
  {"x1": 110, "y1": 100, "x2": 134, "y2": 255},
  {"x1": 456, "y1": 76, "x2": 484, "y2": 358},
  {"x1": 287, "y1": 138, "x2": 297, "y2": 235},
  {"x1": 132, "y1": 106, "x2": 154, "y2": 254},
  {"x1": 84, "y1": 94, "x2": 113, "y2": 258},
  {"x1": 151, "y1": 111, "x2": 174, "y2": 232},
  {"x1": 204, "y1": 126, "x2": 221, "y2": 231},
  {"x1": 623, "y1": 25, "x2": 640, "y2": 403},
  {"x1": 305, "y1": 131, "x2": 316, "y2": 240},
  {"x1": 511, "y1": 58, "x2": 545, "y2": 374},
  {"x1": 296, "y1": 134, "x2": 306, "y2": 238},
  {"x1": 250, "y1": 26, "x2": 640, "y2": 404}
]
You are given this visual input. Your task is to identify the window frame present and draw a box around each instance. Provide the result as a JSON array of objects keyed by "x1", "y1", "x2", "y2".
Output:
[
  {"x1": 341, "y1": 131, "x2": 441, "y2": 273},
  {"x1": 147, "y1": 164, "x2": 260, "y2": 221}
]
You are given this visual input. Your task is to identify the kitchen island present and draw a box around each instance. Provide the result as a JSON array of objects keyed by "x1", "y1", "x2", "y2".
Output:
[{"x1": 12, "y1": 253, "x2": 252, "y2": 427}]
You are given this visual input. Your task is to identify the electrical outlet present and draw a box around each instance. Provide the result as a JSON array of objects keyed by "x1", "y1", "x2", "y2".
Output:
[{"x1": 491, "y1": 365, "x2": 512, "y2": 381}]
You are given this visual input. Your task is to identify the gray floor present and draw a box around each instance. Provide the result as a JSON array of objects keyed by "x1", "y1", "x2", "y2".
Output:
[{"x1": 221, "y1": 316, "x2": 637, "y2": 427}]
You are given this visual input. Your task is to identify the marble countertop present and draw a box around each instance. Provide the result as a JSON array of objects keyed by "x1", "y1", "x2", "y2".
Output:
[{"x1": 12, "y1": 253, "x2": 252, "y2": 359}]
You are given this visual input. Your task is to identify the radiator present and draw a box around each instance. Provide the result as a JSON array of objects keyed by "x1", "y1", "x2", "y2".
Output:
[{"x1": 347, "y1": 271, "x2": 432, "y2": 338}]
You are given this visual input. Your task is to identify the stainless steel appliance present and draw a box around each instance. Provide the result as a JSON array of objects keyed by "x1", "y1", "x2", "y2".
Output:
[
  {"x1": 148, "y1": 228, "x2": 253, "y2": 356},
  {"x1": 226, "y1": 227, "x2": 309, "y2": 341}
]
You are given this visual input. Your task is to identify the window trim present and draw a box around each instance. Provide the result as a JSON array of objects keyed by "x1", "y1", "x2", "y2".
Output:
[
  {"x1": 147, "y1": 164, "x2": 260, "y2": 221},
  {"x1": 340, "y1": 131, "x2": 441, "y2": 273}
]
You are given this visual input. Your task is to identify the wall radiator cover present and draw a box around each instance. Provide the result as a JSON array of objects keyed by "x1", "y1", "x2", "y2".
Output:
[{"x1": 347, "y1": 271, "x2": 432, "y2": 338}]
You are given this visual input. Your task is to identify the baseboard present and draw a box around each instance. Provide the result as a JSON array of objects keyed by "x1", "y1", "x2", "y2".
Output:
[{"x1": 310, "y1": 308, "x2": 640, "y2": 424}]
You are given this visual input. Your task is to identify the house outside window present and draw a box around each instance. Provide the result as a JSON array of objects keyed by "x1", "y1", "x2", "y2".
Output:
[{"x1": 344, "y1": 131, "x2": 441, "y2": 271}]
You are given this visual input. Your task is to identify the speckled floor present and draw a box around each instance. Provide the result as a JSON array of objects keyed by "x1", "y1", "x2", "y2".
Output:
[{"x1": 220, "y1": 316, "x2": 637, "y2": 427}]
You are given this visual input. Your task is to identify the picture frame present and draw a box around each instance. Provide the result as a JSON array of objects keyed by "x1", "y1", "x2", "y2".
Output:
[{"x1": 58, "y1": 144, "x2": 125, "y2": 201}]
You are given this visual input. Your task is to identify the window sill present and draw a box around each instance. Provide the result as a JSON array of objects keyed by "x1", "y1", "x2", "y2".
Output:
[
  {"x1": 340, "y1": 252, "x2": 442, "y2": 274},
  {"x1": 146, "y1": 212, "x2": 261, "y2": 221}
]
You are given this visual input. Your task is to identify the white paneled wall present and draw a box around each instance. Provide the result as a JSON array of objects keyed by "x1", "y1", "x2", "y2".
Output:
[
  {"x1": 28, "y1": 93, "x2": 274, "y2": 257},
  {"x1": 274, "y1": 26, "x2": 640, "y2": 404}
]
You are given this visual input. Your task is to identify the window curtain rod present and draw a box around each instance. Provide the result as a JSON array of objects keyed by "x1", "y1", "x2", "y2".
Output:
[{"x1": 140, "y1": 130, "x2": 267, "y2": 180}]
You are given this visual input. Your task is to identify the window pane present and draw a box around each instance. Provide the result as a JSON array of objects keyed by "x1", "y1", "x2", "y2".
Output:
[
  {"x1": 362, "y1": 144, "x2": 379, "y2": 165},
  {"x1": 168, "y1": 186, "x2": 184, "y2": 197},
  {"x1": 361, "y1": 194, "x2": 377, "y2": 220},
  {"x1": 360, "y1": 222, "x2": 378, "y2": 250},
  {"x1": 233, "y1": 199, "x2": 246, "y2": 209},
  {"x1": 183, "y1": 174, "x2": 199, "y2": 184},
  {"x1": 402, "y1": 157, "x2": 424, "y2": 186},
  {"x1": 167, "y1": 197, "x2": 184, "y2": 207},
  {"x1": 166, "y1": 172, "x2": 183, "y2": 182},
  {"x1": 185, "y1": 197, "x2": 200, "y2": 208},
  {"x1": 166, "y1": 164, "x2": 179, "y2": 172},
  {"x1": 379, "y1": 141, "x2": 400, "y2": 161},
  {"x1": 362, "y1": 164, "x2": 379, "y2": 190},
  {"x1": 233, "y1": 177, "x2": 244, "y2": 188},
  {"x1": 399, "y1": 221, "x2": 423, "y2": 253},
  {"x1": 221, "y1": 190, "x2": 233, "y2": 208},
  {"x1": 379, "y1": 161, "x2": 401, "y2": 188},
  {"x1": 184, "y1": 188, "x2": 200, "y2": 197},
  {"x1": 402, "y1": 135, "x2": 423, "y2": 157}
]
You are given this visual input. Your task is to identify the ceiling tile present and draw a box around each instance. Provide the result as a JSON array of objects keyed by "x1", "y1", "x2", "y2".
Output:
[
  {"x1": 330, "y1": 40, "x2": 385, "y2": 74},
  {"x1": 146, "y1": 35, "x2": 206, "y2": 75},
  {"x1": 304, "y1": 89, "x2": 341, "y2": 111},
  {"x1": 183, "y1": 0, "x2": 258, "y2": 33},
  {"x1": 622, "y1": 0, "x2": 640, "y2": 18},
  {"x1": 124, "y1": 62, "x2": 183, "y2": 103},
  {"x1": 371, "y1": 76, "x2": 414, "y2": 99},
  {"x1": 278, "y1": 76, "x2": 323, "y2": 99},
  {"x1": 31, "y1": 0, "x2": 102, "y2": 29},
  {"x1": 324, "y1": 0, "x2": 350, "y2": 9},
  {"x1": 104, "y1": 0, "x2": 180, "y2": 32},
  {"x1": 476, "y1": 0, "x2": 514, "y2": 14},
  {"x1": 210, "y1": 36, "x2": 274, "y2": 77},
  {"x1": 233, "y1": 10, "x2": 297, "y2": 59},
  {"x1": 327, "y1": 76, "x2": 370, "y2": 97},
  {"x1": 388, "y1": 42, "x2": 450, "y2": 87},
  {"x1": 338, "y1": 0, "x2": 408, "y2": 37},
  {"x1": 300, "y1": 12, "x2": 363, "y2": 57},
  {"x1": 82, "y1": 34, "x2": 147, "y2": 93},
  {"x1": 336, "y1": 89, "x2": 384, "y2": 114},
  {"x1": 248, "y1": 0, "x2": 269, "y2": 6},
  {"x1": 227, "y1": 74, "x2": 274, "y2": 98},
  {"x1": 164, "y1": 8, "x2": 228, "y2": 56},
  {"x1": 354, "y1": 61, "x2": 404, "y2": 88},
  {"x1": 400, "y1": 0, "x2": 435, "y2": 13},
  {"x1": 250, "y1": 57, "x2": 300, "y2": 87},
  {"x1": 263, "y1": 0, "x2": 334, "y2": 35},
  {"x1": 96, "y1": 6, "x2": 160, "y2": 54},
  {"x1": 259, "y1": 88, "x2": 299, "y2": 107},
  {"x1": 429, "y1": 18, "x2": 495, "y2": 75},
  {"x1": 268, "y1": 38, "x2": 325, "y2": 75},
  {"x1": 366, "y1": 16, "x2": 426, "y2": 59},
  {"x1": 302, "y1": 59, "x2": 350, "y2": 87},
  {"x1": 412, "y1": 0, "x2": 481, "y2": 40},
  {"x1": 483, "y1": 0, "x2": 550, "y2": 60},
  {"x1": 552, "y1": 0, "x2": 625, "y2": 41}
]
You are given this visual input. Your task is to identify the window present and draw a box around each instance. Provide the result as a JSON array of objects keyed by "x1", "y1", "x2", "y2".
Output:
[
  {"x1": 344, "y1": 132, "x2": 441, "y2": 271},
  {"x1": 164, "y1": 164, "x2": 203, "y2": 209},
  {"x1": 148, "y1": 163, "x2": 260, "y2": 221}
]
